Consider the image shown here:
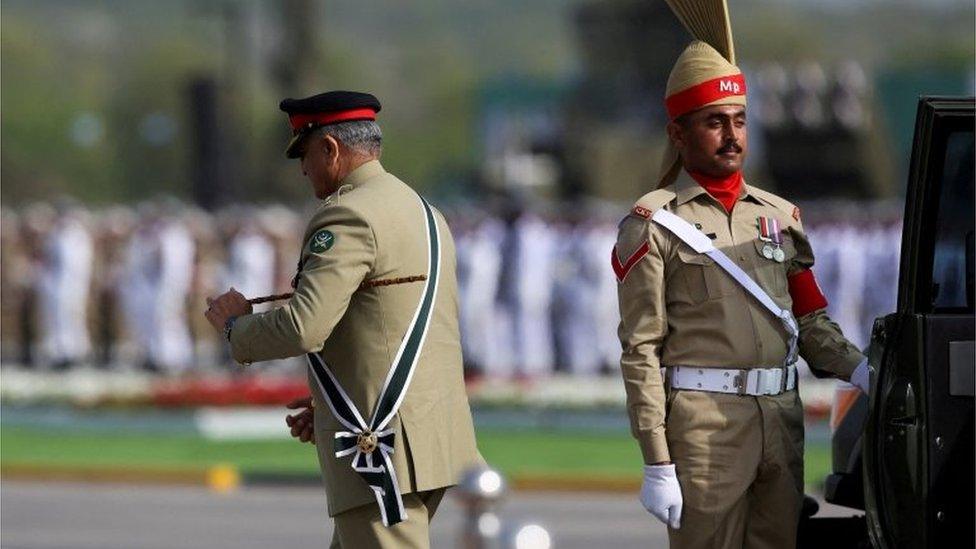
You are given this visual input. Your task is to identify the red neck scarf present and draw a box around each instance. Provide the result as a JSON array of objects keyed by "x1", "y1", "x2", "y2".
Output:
[{"x1": 688, "y1": 170, "x2": 743, "y2": 213}]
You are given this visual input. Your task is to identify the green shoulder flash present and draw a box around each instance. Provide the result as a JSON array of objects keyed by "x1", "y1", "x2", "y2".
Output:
[{"x1": 309, "y1": 229, "x2": 336, "y2": 253}]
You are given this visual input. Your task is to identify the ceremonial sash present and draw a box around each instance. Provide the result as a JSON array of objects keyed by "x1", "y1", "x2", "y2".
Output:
[
  {"x1": 306, "y1": 193, "x2": 441, "y2": 527},
  {"x1": 651, "y1": 209, "x2": 798, "y2": 367}
]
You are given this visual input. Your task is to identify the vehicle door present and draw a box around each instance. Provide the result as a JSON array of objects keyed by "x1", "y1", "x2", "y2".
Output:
[{"x1": 863, "y1": 96, "x2": 974, "y2": 549}]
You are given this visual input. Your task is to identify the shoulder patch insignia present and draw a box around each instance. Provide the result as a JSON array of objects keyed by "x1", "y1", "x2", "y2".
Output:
[
  {"x1": 631, "y1": 205, "x2": 652, "y2": 219},
  {"x1": 309, "y1": 229, "x2": 336, "y2": 253},
  {"x1": 611, "y1": 242, "x2": 650, "y2": 283},
  {"x1": 792, "y1": 206, "x2": 801, "y2": 222}
]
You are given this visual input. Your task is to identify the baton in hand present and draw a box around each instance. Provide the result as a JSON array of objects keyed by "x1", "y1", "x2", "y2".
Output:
[{"x1": 246, "y1": 275, "x2": 427, "y2": 305}]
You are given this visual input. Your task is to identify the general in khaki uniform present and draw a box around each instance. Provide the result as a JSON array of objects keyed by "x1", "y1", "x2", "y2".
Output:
[
  {"x1": 613, "y1": 39, "x2": 870, "y2": 549},
  {"x1": 221, "y1": 92, "x2": 480, "y2": 548}
]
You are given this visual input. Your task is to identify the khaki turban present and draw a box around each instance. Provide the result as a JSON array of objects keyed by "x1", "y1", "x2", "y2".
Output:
[
  {"x1": 665, "y1": 40, "x2": 746, "y2": 120},
  {"x1": 657, "y1": 0, "x2": 743, "y2": 187}
]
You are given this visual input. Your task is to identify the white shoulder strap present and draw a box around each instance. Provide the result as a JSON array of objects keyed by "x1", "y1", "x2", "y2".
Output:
[{"x1": 651, "y1": 209, "x2": 798, "y2": 366}]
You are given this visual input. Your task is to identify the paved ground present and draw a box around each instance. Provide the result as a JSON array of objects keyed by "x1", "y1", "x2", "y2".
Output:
[
  {"x1": 1, "y1": 481, "x2": 862, "y2": 548},
  {"x1": 1, "y1": 481, "x2": 666, "y2": 548}
]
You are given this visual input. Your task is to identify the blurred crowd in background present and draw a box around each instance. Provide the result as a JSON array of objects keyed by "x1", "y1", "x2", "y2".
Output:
[
  {"x1": 1, "y1": 200, "x2": 302, "y2": 374},
  {"x1": 0, "y1": 198, "x2": 901, "y2": 379},
  {"x1": 2, "y1": 0, "x2": 968, "y2": 383}
]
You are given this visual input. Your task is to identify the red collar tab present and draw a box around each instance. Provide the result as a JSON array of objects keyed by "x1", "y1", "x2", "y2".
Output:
[
  {"x1": 665, "y1": 73, "x2": 746, "y2": 120},
  {"x1": 688, "y1": 170, "x2": 743, "y2": 213},
  {"x1": 288, "y1": 108, "x2": 377, "y2": 133}
]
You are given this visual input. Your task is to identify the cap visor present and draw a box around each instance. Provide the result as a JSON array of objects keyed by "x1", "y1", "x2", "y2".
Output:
[{"x1": 285, "y1": 134, "x2": 303, "y2": 159}]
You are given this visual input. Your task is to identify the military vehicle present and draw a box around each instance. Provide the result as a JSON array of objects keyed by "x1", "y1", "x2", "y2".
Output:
[{"x1": 799, "y1": 96, "x2": 975, "y2": 548}]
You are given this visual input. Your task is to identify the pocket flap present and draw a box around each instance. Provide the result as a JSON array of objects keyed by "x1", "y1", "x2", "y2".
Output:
[{"x1": 677, "y1": 246, "x2": 713, "y2": 266}]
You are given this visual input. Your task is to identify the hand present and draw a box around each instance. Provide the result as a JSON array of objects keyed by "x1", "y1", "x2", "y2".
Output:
[
  {"x1": 850, "y1": 358, "x2": 871, "y2": 396},
  {"x1": 285, "y1": 397, "x2": 315, "y2": 445},
  {"x1": 640, "y1": 463, "x2": 683, "y2": 529},
  {"x1": 204, "y1": 287, "x2": 252, "y2": 334}
]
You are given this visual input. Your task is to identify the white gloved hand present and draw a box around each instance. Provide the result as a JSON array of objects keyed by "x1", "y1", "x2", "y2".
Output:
[
  {"x1": 640, "y1": 464, "x2": 683, "y2": 529},
  {"x1": 850, "y1": 358, "x2": 871, "y2": 396}
]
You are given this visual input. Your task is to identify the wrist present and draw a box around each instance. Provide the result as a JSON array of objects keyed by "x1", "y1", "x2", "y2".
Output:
[{"x1": 644, "y1": 463, "x2": 676, "y2": 474}]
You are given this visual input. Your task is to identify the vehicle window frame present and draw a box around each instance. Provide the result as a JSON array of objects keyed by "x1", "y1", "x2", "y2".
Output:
[{"x1": 897, "y1": 98, "x2": 976, "y2": 315}]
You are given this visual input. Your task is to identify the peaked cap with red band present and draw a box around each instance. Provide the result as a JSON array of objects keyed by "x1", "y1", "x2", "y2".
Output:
[
  {"x1": 279, "y1": 91, "x2": 382, "y2": 159},
  {"x1": 665, "y1": 41, "x2": 746, "y2": 121}
]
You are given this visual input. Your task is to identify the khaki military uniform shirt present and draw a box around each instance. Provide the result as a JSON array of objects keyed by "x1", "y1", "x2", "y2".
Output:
[
  {"x1": 615, "y1": 171, "x2": 864, "y2": 464},
  {"x1": 229, "y1": 160, "x2": 480, "y2": 515}
]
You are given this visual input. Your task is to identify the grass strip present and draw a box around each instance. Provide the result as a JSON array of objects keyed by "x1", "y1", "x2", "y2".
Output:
[{"x1": 0, "y1": 426, "x2": 832, "y2": 489}]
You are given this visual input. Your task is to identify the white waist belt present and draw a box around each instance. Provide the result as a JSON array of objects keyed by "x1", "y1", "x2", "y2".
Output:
[{"x1": 664, "y1": 364, "x2": 798, "y2": 396}]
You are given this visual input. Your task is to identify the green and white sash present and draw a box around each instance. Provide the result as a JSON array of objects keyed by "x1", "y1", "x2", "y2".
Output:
[{"x1": 306, "y1": 193, "x2": 441, "y2": 527}]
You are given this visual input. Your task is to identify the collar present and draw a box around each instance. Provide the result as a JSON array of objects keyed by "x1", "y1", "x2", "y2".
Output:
[
  {"x1": 740, "y1": 182, "x2": 764, "y2": 205},
  {"x1": 339, "y1": 159, "x2": 386, "y2": 188},
  {"x1": 673, "y1": 169, "x2": 763, "y2": 207}
]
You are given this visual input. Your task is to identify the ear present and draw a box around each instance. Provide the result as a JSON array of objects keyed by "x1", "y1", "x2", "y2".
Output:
[
  {"x1": 666, "y1": 121, "x2": 685, "y2": 151},
  {"x1": 322, "y1": 134, "x2": 341, "y2": 164}
]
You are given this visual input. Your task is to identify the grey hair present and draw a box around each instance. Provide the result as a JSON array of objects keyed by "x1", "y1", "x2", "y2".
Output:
[{"x1": 313, "y1": 120, "x2": 382, "y2": 157}]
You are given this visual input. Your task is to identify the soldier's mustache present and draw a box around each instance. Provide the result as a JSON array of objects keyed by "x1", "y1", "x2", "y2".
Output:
[{"x1": 717, "y1": 142, "x2": 742, "y2": 155}]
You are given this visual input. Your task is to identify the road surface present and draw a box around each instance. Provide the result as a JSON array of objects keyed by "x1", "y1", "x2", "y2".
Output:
[{"x1": 1, "y1": 481, "x2": 666, "y2": 548}]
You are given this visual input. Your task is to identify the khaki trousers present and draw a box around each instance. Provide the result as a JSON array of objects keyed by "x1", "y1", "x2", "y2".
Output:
[
  {"x1": 665, "y1": 389, "x2": 805, "y2": 549},
  {"x1": 329, "y1": 488, "x2": 447, "y2": 549}
]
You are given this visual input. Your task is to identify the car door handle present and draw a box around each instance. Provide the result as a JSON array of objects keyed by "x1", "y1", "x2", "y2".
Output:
[
  {"x1": 883, "y1": 379, "x2": 917, "y2": 427},
  {"x1": 888, "y1": 414, "x2": 917, "y2": 427}
]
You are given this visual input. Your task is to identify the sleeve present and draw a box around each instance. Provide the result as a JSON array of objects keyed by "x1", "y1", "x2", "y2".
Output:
[
  {"x1": 228, "y1": 205, "x2": 375, "y2": 364},
  {"x1": 787, "y1": 220, "x2": 865, "y2": 380},
  {"x1": 615, "y1": 216, "x2": 670, "y2": 464}
]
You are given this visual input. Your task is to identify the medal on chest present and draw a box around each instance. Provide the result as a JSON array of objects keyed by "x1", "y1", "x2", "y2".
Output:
[{"x1": 757, "y1": 216, "x2": 785, "y2": 263}]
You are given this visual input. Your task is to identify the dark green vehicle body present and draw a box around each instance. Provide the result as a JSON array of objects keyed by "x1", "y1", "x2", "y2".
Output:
[{"x1": 800, "y1": 97, "x2": 975, "y2": 548}]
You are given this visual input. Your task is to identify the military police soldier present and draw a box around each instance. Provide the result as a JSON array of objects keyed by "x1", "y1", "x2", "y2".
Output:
[
  {"x1": 205, "y1": 91, "x2": 480, "y2": 548},
  {"x1": 613, "y1": 42, "x2": 871, "y2": 549}
]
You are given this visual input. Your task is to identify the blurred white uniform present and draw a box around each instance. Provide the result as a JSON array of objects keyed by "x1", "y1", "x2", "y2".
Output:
[
  {"x1": 807, "y1": 222, "x2": 901, "y2": 349},
  {"x1": 588, "y1": 222, "x2": 622, "y2": 372},
  {"x1": 858, "y1": 224, "x2": 901, "y2": 344},
  {"x1": 552, "y1": 223, "x2": 601, "y2": 375},
  {"x1": 223, "y1": 227, "x2": 275, "y2": 306},
  {"x1": 831, "y1": 226, "x2": 867, "y2": 347},
  {"x1": 38, "y1": 216, "x2": 93, "y2": 366},
  {"x1": 457, "y1": 217, "x2": 505, "y2": 375},
  {"x1": 124, "y1": 217, "x2": 196, "y2": 372},
  {"x1": 550, "y1": 223, "x2": 577, "y2": 372},
  {"x1": 512, "y1": 214, "x2": 555, "y2": 377}
]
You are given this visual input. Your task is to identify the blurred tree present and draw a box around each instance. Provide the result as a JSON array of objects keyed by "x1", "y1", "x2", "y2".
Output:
[{"x1": 1, "y1": 0, "x2": 972, "y2": 205}]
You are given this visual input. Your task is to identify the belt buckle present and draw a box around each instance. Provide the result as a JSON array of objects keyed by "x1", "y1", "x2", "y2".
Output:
[
  {"x1": 732, "y1": 370, "x2": 747, "y2": 395},
  {"x1": 755, "y1": 369, "x2": 769, "y2": 395},
  {"x1": 757, "y1": 368, "x2": 782, "y2": 395}
]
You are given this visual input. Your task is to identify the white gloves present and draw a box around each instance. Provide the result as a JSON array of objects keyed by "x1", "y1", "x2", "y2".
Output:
[
  {"x1": 850, "y1": 359, "x2": 871, "y2": 396},
  {"x1": 640, "y1": 464, "x2": 683, "y2": 529}
]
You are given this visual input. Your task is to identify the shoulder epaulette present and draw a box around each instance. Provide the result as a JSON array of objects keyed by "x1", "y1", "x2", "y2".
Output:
[{"x1": 628, "y1": 188, "x2": 676, "y2": 220}]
